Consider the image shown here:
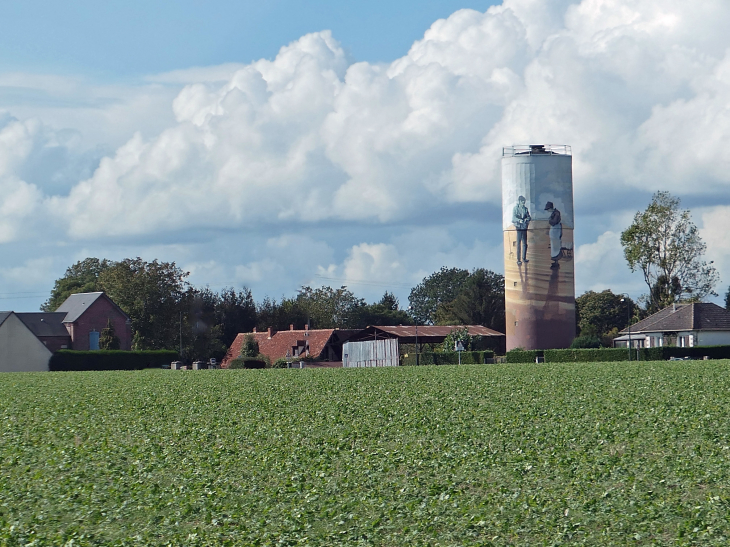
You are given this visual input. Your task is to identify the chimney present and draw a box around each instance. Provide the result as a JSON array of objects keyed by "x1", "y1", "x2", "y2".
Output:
[
  {"x1": 305, "y1": 324, "x2": 309, "y2": 331},
  {"x1": 253, "y1": 327, "x2": 257, "y2": 333},
  {"x1": 267, "y1": 327, "x2": 273, "y2": 339},
  {"x1": 290, "y1": 324, "x2": 294, "y2": 331},
  {"x1": 672, "y1": 303, "x2": 676, "y2": 313}
]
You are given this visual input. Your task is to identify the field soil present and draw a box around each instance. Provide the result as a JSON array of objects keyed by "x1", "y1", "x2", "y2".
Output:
[{"x1": 2, "y1": 363, "x2": 730, "y2": 545}]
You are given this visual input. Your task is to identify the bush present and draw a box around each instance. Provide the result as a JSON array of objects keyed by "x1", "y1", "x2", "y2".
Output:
[
  {"x1": 401, "y1": 351, "x2": 494, "y2": 366},
  {"x1": 570, "y1": 335, "x2": 602, "y2": 349},
  {"x1": 544, "y1": 348, "x2": 631, "y2": 363},
  {"x1": 240, "y1": 334, "x2": 260, "y2": 358},
  {"x1": 505, "y1": 349, "x2": 541, "y2": 363},
  {"x1": 228, "y1": 357, "x2": 267, "y2": 369},
  {"x1": 49, "y1": 350, "x2": 179, "y2": 371},
  {"x1": 536, "y1": 345, "x2": 730, "y2": 363},
  {"x1": 638, "y1": 345, "x2": 730, "y2": 361},
  {"x1": 272, "y1": 358, "x2": 289, "y2": 368}
]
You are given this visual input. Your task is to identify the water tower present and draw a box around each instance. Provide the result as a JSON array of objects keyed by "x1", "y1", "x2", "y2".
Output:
[{"x1": 501, "y1": 144, "x2": 575, "y2": 351}]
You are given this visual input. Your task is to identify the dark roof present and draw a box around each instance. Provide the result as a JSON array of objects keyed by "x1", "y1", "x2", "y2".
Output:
[
  {"x1": 0, "y1": 312, "x2": 11, "y2": 327},
  {"x1": 55, "y1": 292, "x2": 129, "y2": 324},
  {"x1": 55, "y1": 292, "x2": 105, "y2": 323},
  {"x1": 348, "y1": 325, "x2": 504, "y2": 343},
  {"x1": 16, "y1": 313, "x2": 70, "y2": 338},
  {"x1": 620, "y1": 303, "x2": 730, "y2": 334}
]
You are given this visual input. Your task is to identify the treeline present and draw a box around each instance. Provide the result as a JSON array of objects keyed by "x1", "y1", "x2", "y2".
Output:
[{"x1": 43, "y1": 258, "x2": 506, "y2": 361}]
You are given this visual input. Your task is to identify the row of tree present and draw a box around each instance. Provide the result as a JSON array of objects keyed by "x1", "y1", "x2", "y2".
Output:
[
  {"x1": 42, "y1": 191, "x2": 722, "y2": 357},
  {"x1": 43, "y1": 258, "x2": 507, "y2": 360}
]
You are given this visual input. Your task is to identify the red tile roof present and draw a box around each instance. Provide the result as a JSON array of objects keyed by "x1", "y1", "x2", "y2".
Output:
[{"x1": 222, "y1": 328, "x2": 338, "y2": 367}]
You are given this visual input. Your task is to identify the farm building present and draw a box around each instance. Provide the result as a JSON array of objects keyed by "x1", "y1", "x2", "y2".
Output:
[
  {"x1": 223, "y1": 324, "x2": 506, "y2": 368},
  {"x1": 222, "y1": 326, "x2": 358, "y2": 367},
  {"x1": 346, "y1": 325, "x2": 504, "y2": 350},
  {"x1": 614, "y1": 302, "x2": 730, "y2": 348},
  {"x1": 0, "y1": 312, "x2": 53, "y2": 372}
]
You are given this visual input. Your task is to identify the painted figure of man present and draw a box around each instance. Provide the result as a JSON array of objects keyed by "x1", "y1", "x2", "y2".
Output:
[
  {"x1": 512, "y1": 195, "x2": 531, "y2": 265},
  {"x1": 545, "y1": 201, "x2": 562, "y2": 268}
]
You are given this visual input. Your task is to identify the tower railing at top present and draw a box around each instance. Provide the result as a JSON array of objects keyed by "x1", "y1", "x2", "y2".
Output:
[{"x1": 502, "y1": 144, "x2": 571, "y2": 157}]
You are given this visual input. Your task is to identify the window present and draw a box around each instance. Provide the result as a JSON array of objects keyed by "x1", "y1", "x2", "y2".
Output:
[{"x1": 89, "y1": 330, "x2": 100, "y2": 350}]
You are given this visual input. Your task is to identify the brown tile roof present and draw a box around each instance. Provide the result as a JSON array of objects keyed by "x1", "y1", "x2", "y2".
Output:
[
  {"x1": 620, "y1": 303, "x2": 730, "y2": 334},
  {"x1": 348, "y1": 325, "x2": 504, "y2": 343},
  {"x1": 222, "y1": 328, "x2": 341, "y2": 367},
  {"x1": 374, "y1": 325, "x2": 503, "y2": 337}
]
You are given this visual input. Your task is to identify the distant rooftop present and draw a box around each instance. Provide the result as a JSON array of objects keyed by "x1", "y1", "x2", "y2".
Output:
[{"x1": 503, "y1": 144, "x2": 572, "y2": 157}]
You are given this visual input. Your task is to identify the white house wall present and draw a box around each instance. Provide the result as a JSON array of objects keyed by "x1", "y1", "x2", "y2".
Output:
[
  {"x1": 694, "y1": 331, "x2": 730, "y2": 347},
  {"x1": 0, "y1": 313, "x2": 52, "y2": 372}
]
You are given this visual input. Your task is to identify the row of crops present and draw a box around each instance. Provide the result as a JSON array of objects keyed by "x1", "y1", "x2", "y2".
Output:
[{"x1": 2, "y1": 362, "x2": 730, "y2": 545}]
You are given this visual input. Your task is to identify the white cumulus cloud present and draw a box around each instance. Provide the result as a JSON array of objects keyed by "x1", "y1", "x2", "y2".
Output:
[{"x1": 2, "y1": 0, "x2": 730, "y2": 306}]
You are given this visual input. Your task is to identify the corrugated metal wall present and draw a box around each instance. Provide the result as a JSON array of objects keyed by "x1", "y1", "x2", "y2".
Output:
[{"x1": 342, "y1": 339, "x2": 399, "y2": 367}]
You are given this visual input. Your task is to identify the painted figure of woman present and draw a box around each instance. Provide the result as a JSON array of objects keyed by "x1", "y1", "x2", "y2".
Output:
[{"x1": 544, "y1": 201, "x2": 562, "y2": 268}]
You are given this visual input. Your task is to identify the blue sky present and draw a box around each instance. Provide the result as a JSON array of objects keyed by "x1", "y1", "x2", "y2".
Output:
[
  {"x1": 1, "y1": 1, "x2": 497, "y2": 76},
  {"x1": 2, "y1": 0, "x2": 730, "y2": 313}
]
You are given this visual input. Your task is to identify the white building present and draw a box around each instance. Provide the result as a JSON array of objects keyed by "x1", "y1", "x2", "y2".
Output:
[
  {"x1": 614, "y1": 303, "x2": 730, "y2": 348},
  {"x1": 0, "y1": 312, "x2": 52, "y2": 372}
]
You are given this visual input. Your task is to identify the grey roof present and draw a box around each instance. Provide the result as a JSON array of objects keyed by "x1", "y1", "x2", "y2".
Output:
[
  {"x1": 0, "y1": 312, "x2": 11, "y2": 327},
  {"x1": 55, "y1": 292, "x2": 107, "y2": 323},
  {"x1": 620, "y1": 303, "x2": 730, "y2": 334},
  {"x1": 613, "y1": 333, "x2": 647, "y2": 341},
  {"x1": 16, "y1": 312, "x2": 70, "y2": 337}
]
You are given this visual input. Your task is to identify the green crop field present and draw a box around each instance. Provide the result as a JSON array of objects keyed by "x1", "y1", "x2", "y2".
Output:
[{"x1": 2, "y1": 363, "x2": 730, "y2": 546}]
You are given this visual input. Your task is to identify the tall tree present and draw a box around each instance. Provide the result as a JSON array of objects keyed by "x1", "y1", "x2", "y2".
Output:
[
  {"x1": 256, "y1": 296, "x2": 308, "y2": 331},
  {"x1": 575, "y1": 290, "x2": 637, "y2": 342},
  {"x1": 620, "y1": 191, "x2": 718, "y2": 313},
  {"x1": 296, "y1": 286, "x2": 366, "y2": 328},
  {"x1": 378, "y1": 291, "x2": 400, "y2": 311},
  {"x1": 445, "y1": 269, "x2": 505, "y2": 331},
  {"x1": 215, "y1": 287, "x2": 257, "y2": 347},
  {"x1": 99, "y1": 258, "x2": 191, "y2": 350},
  {"x1": 41, "y1": 258, "x2": 111, "y2": 311},
  {"x1": 353, "y1": 292, "x2": 414, "y2": 328},
  {"x1": 98, "y1": 318, "x2": 121, "y2": 350},
  {"x1": 408, "y1": 267, "x2": 470, "y2": 325}
]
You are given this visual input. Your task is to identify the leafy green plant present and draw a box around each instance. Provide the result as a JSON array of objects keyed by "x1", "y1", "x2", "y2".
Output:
[
  {"x1": 49, "y1": 350, "x2": 178, "y2": 370},
  {"x1": 442, "y1": 326, "x2": 472, "y2": 351},
  {"x1": 98, "y1": 318, "x2": 121, "y2": 350},
  {"x1": 228, "y1": 357, "x2": 267, "y2": 369},
  {"x1": 570, "y1": 335, "x2": 602, "y2": 349},
  {"x1": 4, "y1": 363, "x2": 730, "y2": 545},
  {"x1": 239, "y1": 334, "x2": 260, "y2": 357},
  {"x1": 505, "y1": 349, "x2": 541, "y2": 363}
]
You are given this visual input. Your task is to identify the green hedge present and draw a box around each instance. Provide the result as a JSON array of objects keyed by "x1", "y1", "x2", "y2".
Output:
[
  {"x1": 638, "y1": 345, "x2": 730, "y2": 361},
  {"x1": 228, "y1": 357, "x2": 267, "y2": 369},
  {"x1": 49, "y1": 350, "x2": 179, "y2": 371},
  {"x1": 544, "y1": 348, "x2": 633, "y2": 363},
  {"x1": 401, "y1": 351, "x2": 495, "y2": 366},
  {"x1": 509, "y1": 345, "x2": 730, "y2": 363},
  {"x1": 505, "y1": 350, "x2": 542, "y2": 363}
]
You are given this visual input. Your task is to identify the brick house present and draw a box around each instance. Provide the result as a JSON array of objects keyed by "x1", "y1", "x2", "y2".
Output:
[
  {"x1": 222, "y1": 325, "x2": 357, "y2": 367},
  {"x1": 55, "y1": 292, "x2": 132, "y2": 350}
]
